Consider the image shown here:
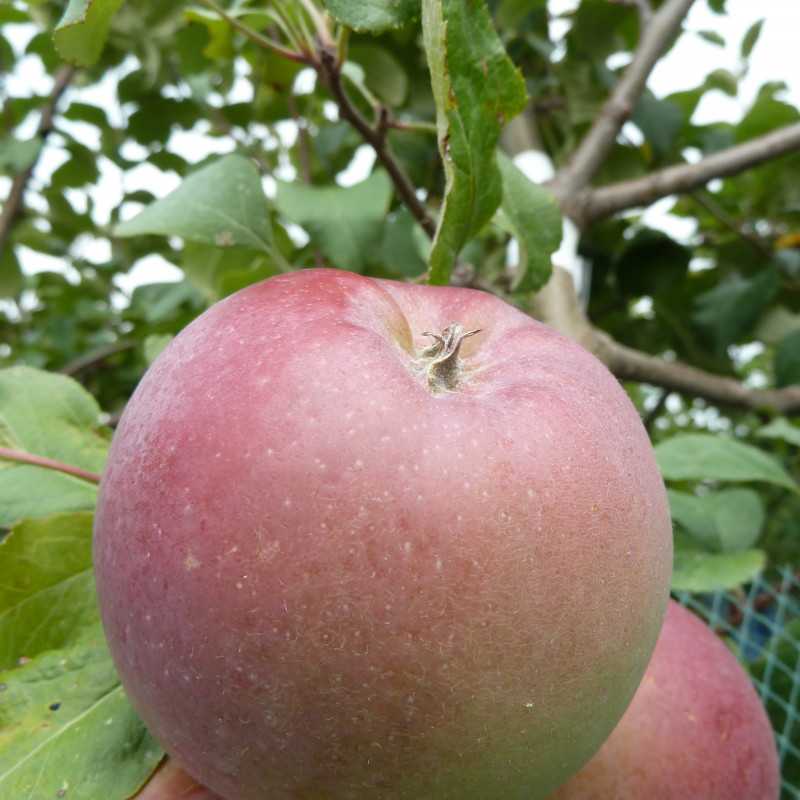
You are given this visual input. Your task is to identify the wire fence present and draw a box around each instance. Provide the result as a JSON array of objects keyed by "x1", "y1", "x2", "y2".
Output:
[{"x1": 675, "y1": 566, "x2": 800, "y2": 800}]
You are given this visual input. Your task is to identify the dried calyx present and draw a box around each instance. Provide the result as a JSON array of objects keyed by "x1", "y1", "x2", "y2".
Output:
[{"x1": 418, "y1": 323, "x2": 481, "y2": 393}]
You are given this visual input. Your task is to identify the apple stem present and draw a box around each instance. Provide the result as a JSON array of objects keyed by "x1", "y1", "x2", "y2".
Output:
[{"x1": 420, "y1": 323, "x2": 481, "y2": 392}]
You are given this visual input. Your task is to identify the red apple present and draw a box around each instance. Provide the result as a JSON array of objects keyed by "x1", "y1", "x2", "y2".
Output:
[
  {"x1": 94, "y1": 268, "x2": 672, "y2": 799},
  {"x1": 549, "y1": 600, "x2": 780, "y2": 800}
]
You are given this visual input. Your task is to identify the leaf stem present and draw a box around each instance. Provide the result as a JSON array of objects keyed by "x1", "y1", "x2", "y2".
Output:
[
  {"x1": 196, "y1": 0, "x2": 311, "y2": 63},
  {"x1": 0, "y1": 448, "x2": 102, "y2": 485}
]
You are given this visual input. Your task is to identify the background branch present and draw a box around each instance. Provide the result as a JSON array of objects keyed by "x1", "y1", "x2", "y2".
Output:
[
  {"x1": 582, "y1": 122, "x2": 800, "y2": 221},
  {"x1": 534, "y1": 267, "x2": 800, "y2": 414},
  {"x1": 60, "y1": 341, "x2": 135, "y2": 377},
  {"x1": 598, "y1": 333, "x2": 800, "y2": 413},
  {"x1": 552, "y1": 0, "x2": 695, "y2": 200},
  {"x1": 0, "y1": 65, "x2": 74, "y2": 258}
]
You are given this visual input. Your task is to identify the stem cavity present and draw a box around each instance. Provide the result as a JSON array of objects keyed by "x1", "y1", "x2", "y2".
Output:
[{"x1": 418, "y1": 323, "x2": 481, "y2": 393}]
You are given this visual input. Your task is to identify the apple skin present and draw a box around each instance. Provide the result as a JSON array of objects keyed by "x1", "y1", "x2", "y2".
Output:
[
  {"x1": 549, "y1": 600, "x2": 780, "y2": 800},
  {"x1": 94, "y1": 268, "x2": 672, "y2": 800}
]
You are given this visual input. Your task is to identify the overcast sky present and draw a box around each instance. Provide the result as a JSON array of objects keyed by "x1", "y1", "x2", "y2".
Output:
[{"x1": 3, "y1": 0, "x2": 799, "y2": 294}]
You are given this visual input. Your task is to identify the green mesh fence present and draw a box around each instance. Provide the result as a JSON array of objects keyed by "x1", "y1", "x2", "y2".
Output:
[{"x1": 675, "y1": 566, "x2": 800, "y2": 800}]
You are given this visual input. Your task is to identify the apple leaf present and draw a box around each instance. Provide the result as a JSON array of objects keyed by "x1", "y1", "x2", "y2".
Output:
[
  {"x1": 143, "y1": 335, "x2": 173, "y2": 366},
  {"x1": 0, "y1": 513, "x2": 97, "y2": 670},
  {"x1": 775, "y1": 329, "x2": 800, "y2": 387},
  {"x1": 0, "y1": 247, "x2": 23, "y2": 299},
  {"x1": 422, "y1": 0, "x2": 527, "y2": 285},
  {"x1": 497, "y1": 153, "x2": 561, "y2": 292},
  {"x1": 655, "y1": 433, "x2": 797, "y2": 492},
  {"x1": 0, "y1": 367, "x2": 109, "y2": 526},
  {"x1": 54, "y1": 0, "x2": 125, "y2": 67},
  {"x1": 740, "y1": 18, "x2": 764, "y2": 60},
  {"x1": 756, "y1": 417, "x2": 800, "y2": 448},
  {"x1": 671, "y1": 533, "x2": 766, "y2": 593},
  {"x1": 349, "y1": 45, "x2": 409, "y2": 106},
  {"x1": 668, "y1": 488, "x2": 764, "y2": 553},
  {"x1": 0, "y1": 510, "x2": 163, "y2": 798},
  {"x1": 0, "y1": 135, "x2": 42, "y2": 175},
  {"x1": 181, "y1": 242, "x2": 280, "y2": 301},
  {"x1": 0, "y1": 636, "x2": 163, "y2": 800},
  {"x1": 322, "y1": 0, "x2": 420, "y2": 32},
  {"x1": 275, "y1": 170, "x2": 393, "y2": 272},
  {"x1": 115, "y1": 154, "x2": 286, "y2": 266}
]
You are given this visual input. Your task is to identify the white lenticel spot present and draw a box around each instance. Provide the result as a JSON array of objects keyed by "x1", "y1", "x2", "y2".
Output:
[{"x1": 184, "y1": 553, "x2": 201, "y2": 571}]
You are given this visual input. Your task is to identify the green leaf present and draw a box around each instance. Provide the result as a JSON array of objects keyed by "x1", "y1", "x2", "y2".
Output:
[
  {"x1": 349, "y1": 44, "x2": 409, "y2": 107},
  {"x1": 322, "y1": 0, "x2": 419, "y2": 32},
  {"x1": 755, "y1": 305, "x2": 800, "y2": 345},
  {"x1": 0, "y1": 136, "x2": 41, "y2": 175},
  {"x1": 0, "y1": 509, "x2": 163, "y2": 797},
  {"x1": 0, "y1": 635, "x2": 163, "y2": 800},
  {"x1": 756, "y1": 417, "x2": 800, "y2": 448},
  {"x1": 275, "y1": 170, "x2": 393, "y2": 272},
  {"x1": 0, "y1": 6, "x2": 30, "y2": 23},
  {"x1": 632, "y1": 93, "x2": 684, "y2": 159},
  {"x1": 0, "y1": 513, "x2": 96, "y2": 670},
  {"x1": 693, "y1": 268, "x2": 779, "y2": 353},
  {"x1": 697, "y1": 30, "x2": 725, "y2": 47},
  {"x1": 672, "y1": 534, "x2": 765, "y2": 592},
  {"x1": 54, "y1": 0, "x2": 125, "y2": 67},
  {"x1": 740, "y1": 18, "x2": 764, "y2": 59},
  {"x1": 668, "y1": 488, "x2": 765, "y2": 552},
  {"x1": 129, "y1": 281, "x2": 204, "y2": 325},
  {"x1": 184, "y1": 7, "x2": 233, "y2": 60},
  {"x1": 496, "y1": 153, "x2": 561, "y2": 292},
  {"x1": 115, "y1": 154, "x2": 281, "y2": 261},
  {"x1": 736, "y1": 83, "x2": 800, "y2": 142},
  {"x1": 182, "y1": 242, "x2": 279, "y2": 300},
  {"x1": 0, "y1": 246, "x2": 23, "y2": 299},
  {"x1": 0, "y1": 367, "x2": 109, "y2": 526},
  {"x1": 615, "y1": 229, "x2": 690, "y2": 299},
  {"x1": 655, "y1": 433, "x2": 797, "y2": 492},
  {"x1": 774, "y1": 328, "x2": 800, "y2": 387},
  {"x1": 704, "y1": 69, "x2": 738, "y2": 97},
  {"x1": 143, "y1": 335, "x2": 173, "y2": 365},
  {"x1": 422, "y1": 0, "x2": 527, "y2": 285},
  {"x1": 377, "y1": 207, "x2": 428, "y2": 278},
  {"x1": 51, "y1": 141, "x2": 100, "y2": 189}
]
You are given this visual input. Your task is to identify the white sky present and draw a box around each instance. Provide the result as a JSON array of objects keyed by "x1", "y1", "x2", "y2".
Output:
[{"x1": 2, "y1": 0, "x2": 799, "y2": 295}]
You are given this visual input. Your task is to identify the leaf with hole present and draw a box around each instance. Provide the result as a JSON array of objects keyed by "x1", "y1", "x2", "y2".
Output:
[{"x1": 422, "y1": 0, "x2": 526, "y2": 284}]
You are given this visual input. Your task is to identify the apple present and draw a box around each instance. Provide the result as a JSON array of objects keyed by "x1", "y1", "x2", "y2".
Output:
[
  {"x1": 549, "y1": 600, "x2": 780, "y2": 799},
  {"x1": 94, "y1": 268, "x2": 672, "y2": 800}
]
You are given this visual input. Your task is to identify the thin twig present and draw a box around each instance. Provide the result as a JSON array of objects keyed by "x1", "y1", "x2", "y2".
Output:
[
  {"x1": 580, "y1": 122, "x2": 800, "y2": 222},
  {"x1": 60, "y1": 340, "x2": 136, "y2": 377},
  {"x1": 0, "y1": 65, "x2": 74, "y2": 259},
  {"x1": 317, "y1": 48, "x2": 437, "y2": 239},
  {"x1": 0, "y1": 447, "x2": 102, "y2": 484},
  {"x1": 690, "y1": 190, "x2": 772, "y2": 259},
  {"x1": 552, "y1": 0, "x2": 695, "y2": 199}
]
